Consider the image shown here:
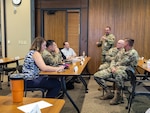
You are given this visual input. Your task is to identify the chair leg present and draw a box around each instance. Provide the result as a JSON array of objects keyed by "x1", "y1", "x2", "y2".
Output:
[
  {"x1": 120, "y1": 88, "x2": 124, "y2": 103},
  {"x1": 126, "y1": 92, "x2": 134, "y2": 113},
  {"x1": 0, "y1": 73, "x2": 2, "y2": 90},
  {"x1": 112, "y1": 83, "x2": 115, "y2": 92},
  {"x1": 1, "y1": 72, "x2": 4, "y2": 82},
  {"x1": 8, "y1": 75, "x2": 10, "y2": 86},
  {"x1": 128, "y1": 94, "x2": 134, "y2": 113},
  {"x1": 102, "y1": 88, "x2": 105, "y2": 96},
  {"x1": 7, "y1": 71, "x2": 16, "y2": 86},
  {"x1": 24, "y1": 91, "x2": 27, "y2": 97},
  {"x1": 42, "y1": 91, "x2": 45, "y2": 98},
  {"x1": 126, "y1": 94, "x2": 131, "y2": 109}
]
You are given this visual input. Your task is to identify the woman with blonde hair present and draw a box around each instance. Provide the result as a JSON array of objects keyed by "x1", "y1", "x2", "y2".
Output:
[{"x1": 22, "y1": 37, "x2": 64, "y2": 98}]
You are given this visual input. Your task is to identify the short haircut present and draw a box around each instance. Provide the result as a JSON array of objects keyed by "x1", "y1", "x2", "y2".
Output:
[
  {"x1": 46, "y1": 40, "x2": 55, "y2": 47},
  {"x1": 63, "y1": 41, "x2": 68, "y2": 46},
  {"x1": 124, "y1": 38, "x2": 134, "y2": 47}
]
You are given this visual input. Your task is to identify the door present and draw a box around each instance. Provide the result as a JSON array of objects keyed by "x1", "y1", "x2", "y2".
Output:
[
  {"x1": 44, "y1": 10, "x2": 80, "y2": 55},
  {"x1": 67, "y1": 10, "x2": 80, "y2": 56},
  {"x1": 44, "y1": 10, "x2": 66, "y2": 48}
]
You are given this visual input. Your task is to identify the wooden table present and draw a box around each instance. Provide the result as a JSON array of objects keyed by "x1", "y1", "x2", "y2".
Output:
[
  {"x1": 0, "y1": 57, "x2": 24, "y2": 89},
  {"x1": 0, "y1": 57, "x2": 24, "y2": 66},
  {"x1": 137, "y1": 59, "x2": 150, "y2": 79},
  {"x1": 0, "y1": 96, "x2": 65, "y2": 113},
  {"x1": 137, "y1": 59, "x2": 150, "y2": 72},
  {"x1": 40, "y1": 57, "x2": 91, "y2": 113}
]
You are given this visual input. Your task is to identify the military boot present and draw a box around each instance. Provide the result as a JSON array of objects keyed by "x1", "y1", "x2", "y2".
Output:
[
  {"x1": 110, "y1": 89, "x2": 121, "y2": 105},
  {"x1": 100, "y1": 88, "x2": 114, "y2": 100}
]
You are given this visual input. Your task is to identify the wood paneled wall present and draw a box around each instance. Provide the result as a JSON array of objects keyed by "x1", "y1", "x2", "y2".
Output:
[
  {"x1": 88, "y1": 0, "x2": 150, "y2": 74},
  {"x1": 68, "y1": 12, "x2": 80, "y2": 55}
]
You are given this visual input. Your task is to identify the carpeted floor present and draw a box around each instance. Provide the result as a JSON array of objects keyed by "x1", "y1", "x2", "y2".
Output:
[
  {"x1": 0, "y1": 75, "x2": 150, "y2": 113},
  {"x1": 81, "y1": 76, "x2": 150, "y2": 113}
]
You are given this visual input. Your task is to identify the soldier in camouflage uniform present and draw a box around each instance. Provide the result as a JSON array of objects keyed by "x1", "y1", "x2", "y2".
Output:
[
  {"x1": 97, "y1": 40, "x2": 124, "y2": 91},
  {"x1": 94, "y1": 38, "x2": 139, "y2": 105},
  {"x1": 96, "y1": 26, "x2": 115, "y2": 63},
  {"x1": 98, "y1": 40, "x2": 125, "y2": 71},
  {"x1": 42, "y1": 40, "x2": 63, "y2": 66}
]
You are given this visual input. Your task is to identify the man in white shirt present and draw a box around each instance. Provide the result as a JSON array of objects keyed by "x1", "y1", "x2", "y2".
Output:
[
  {"x1": 61, "y1": 41, "x2": 76, "y2": 60},
  {"x1": 61, "y1": 41, "x2": 80, "y2": 84}
]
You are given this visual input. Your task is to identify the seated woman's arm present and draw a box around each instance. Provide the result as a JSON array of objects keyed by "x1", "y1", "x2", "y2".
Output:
[{"x1": 33, "y1": 51, "x2": 64, "y2": 72}]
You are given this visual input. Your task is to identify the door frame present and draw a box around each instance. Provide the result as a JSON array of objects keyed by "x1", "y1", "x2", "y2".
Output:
[{"x1": 39, "y1": 7, "x2": 88, "y2": 56}]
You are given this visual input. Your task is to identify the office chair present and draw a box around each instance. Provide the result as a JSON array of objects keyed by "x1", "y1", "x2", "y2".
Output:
[
  {"x1": 3, "y1": 66, "x2": 17, "y2": 86},
  {"x1": 17, "y1": 65, "x2": 46, "y2": 98},
  {"x1": 125, "y1": 69, "x2": 150, "y2": 113},
  {"x1": 59, "y1": 48, "x2": 66, "y2": 60},
  {"x1": 24, "y1": 79, "x2": 46, "y2": 98}
]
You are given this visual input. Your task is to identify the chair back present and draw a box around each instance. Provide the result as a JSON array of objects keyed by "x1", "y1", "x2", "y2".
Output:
[
  {"x1": 16, "y1": 65, "x2": 46, "y2": 97},
  {"x1": 17, "y1": 65, "x2": 23, "y2": 73},
  {"x1": 59, "y1": 48, "x2": 66, "y2": 60},
  {"x1": 125, "y1": 69, "x2": 137, "y2": 94},
  {"x1": 126, "y1": 70, "x2": 136, "y2": 84}
]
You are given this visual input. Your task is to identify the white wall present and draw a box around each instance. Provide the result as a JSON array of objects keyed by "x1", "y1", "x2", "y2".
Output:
[{"x1": 1, "y1": 0, "x2": 32, "y2": 63}]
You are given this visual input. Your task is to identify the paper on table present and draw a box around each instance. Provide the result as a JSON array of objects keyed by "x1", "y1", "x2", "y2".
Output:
[
  {"x1": 17, "y1": 100, "x2": 53, "y2": 113},
  {"x1": 145, "y1": 108, "x2": 150, "y2": 113},
  {"x1": 29, "y1": 104, "x2": 41, "y2": 113}
]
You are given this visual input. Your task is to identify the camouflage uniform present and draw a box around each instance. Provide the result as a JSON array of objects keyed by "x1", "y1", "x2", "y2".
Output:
[
  {"x1": 98, "y1": 47, "x2": 119, "y2": 70},
  {"x1": 42, "y1": 49, "x2": 62, "y2": 66},
  {"x1": 97, "y1": 34, "x2": 115, "y2": 63},
  {"x1": 94, "y1": 48, "x2": 139, "y2": 88}
]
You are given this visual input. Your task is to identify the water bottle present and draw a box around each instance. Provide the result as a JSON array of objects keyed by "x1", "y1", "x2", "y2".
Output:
[{"x1": 82, "y1": 51, "x2": 85, "y2": 58}]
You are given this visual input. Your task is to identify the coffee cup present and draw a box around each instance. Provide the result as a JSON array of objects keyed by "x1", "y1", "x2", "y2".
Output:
[{"x1": 10, "y1": 74, "x2": 25, "y2": 103}]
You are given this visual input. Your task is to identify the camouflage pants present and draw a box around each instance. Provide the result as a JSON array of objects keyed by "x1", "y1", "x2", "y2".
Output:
[
  {"x1": 98, "y1": 62, "x2": 110, "y2": 71},
  {"x1": 94, "y1": 67, "x2": 128, "y2": 89}
]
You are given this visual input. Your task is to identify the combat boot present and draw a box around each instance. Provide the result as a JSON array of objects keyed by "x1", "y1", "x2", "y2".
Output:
[
  {"x1": 110, "y1": 89, "x2": 121, "y2": 105},
  {"x1": 100, "y1": 88, "x2": 114, "y2": 100}
]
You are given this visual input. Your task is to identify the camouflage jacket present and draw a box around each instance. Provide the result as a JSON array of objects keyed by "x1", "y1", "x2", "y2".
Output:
[
  {"x1": 105, "y1": 47, "x2": 120, "y2": 63},
  {"x1": 97, "y1": 34, "x2": 115, "y2": 55},
  {"x1": 41, "y1": 49, "x2": 62, "y2": 66},
  {"x1": 110, "y1": 48, "x2": 139, "y2": 70}
]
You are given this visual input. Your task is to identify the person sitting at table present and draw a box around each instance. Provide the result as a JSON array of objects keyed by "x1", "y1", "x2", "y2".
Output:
[
  {"x1": 22, "y1": 37, "x2": 65, "y2": 98},
  {"x1": 94, "y1": 38, "x2": 139, "y2": 105},
  {"x1": 61, "y1": 41, "x2": 80, "y2": 86},
  {"x1": 61, "y1": 41, "x2": 76, "y2": 60},
  {"x1": 41, "y1": 40, "x2": 63, "y2": 66}
]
